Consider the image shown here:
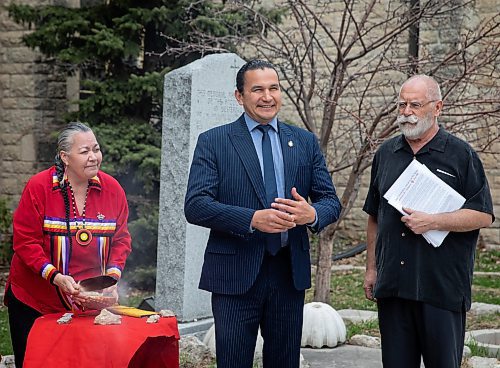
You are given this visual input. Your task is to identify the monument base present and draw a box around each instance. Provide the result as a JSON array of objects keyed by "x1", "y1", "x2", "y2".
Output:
[{"x1": 178, "y1": 317, "x2": 214, "y2": 340}]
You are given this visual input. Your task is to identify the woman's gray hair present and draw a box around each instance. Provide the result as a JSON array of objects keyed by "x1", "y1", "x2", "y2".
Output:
[
  {"x1": 56, "y1": 122, "x2": 92, "y2": 156},
  {"x1": 53, "y1": 121, "x2": 93, "y2": 250},
  {"x1": 54, "y1": 122, "x2": 93, "y2": 185}
]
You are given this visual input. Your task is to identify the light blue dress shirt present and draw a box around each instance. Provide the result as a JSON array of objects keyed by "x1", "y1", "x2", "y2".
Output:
[
  {"x1": 244, "y1": 113, "x2": 318, "y2": 244},
  {"x1": 244, "y1": 114, "x2": 285, "y2": 200}
]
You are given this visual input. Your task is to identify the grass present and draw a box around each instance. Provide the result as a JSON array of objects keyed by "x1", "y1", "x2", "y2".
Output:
[
  {"x1": 310, "y1": 247, "x2": 500, "y2": 343},
  {"x1": 472, "y1": 275, "x2": 500, "y2": 305},
  {"x1": 474, "y1": 249, "x2": 500, "y2": 272},
  {"x1": 465, "y1": 336, "x2": 500, "y2": 359},
  {"x1": 345, "y1": 319, "x2": 380, "y2": 340},
  {"x1": 0, "y1": 305, "x2": 12, "y2": 355},
  {"x1": 0, "y1": 247, "x2": 498, "y2": 358}
]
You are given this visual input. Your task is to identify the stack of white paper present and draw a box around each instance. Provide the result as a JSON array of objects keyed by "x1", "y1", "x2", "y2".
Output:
[{"x1": 383, "y1": 159, "x2": 465, "y2": 247}]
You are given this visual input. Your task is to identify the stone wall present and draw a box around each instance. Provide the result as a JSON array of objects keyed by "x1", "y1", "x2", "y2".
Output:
[{"x1": 0, "y1": 0, "x2": 77, "y2": 209}]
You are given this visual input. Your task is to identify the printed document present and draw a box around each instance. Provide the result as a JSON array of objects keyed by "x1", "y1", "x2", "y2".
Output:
[{"x1": 383, "y1": 159, "x2": 465, "y2": 247}]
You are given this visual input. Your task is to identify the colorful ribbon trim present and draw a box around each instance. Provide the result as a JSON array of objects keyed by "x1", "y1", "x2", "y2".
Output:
[
  {"x1": 106, "y1": 267, "x2": 122, "y2": 279},
  {"x1": 40, "y1": 263, "x2": 57, "y2": 280}
]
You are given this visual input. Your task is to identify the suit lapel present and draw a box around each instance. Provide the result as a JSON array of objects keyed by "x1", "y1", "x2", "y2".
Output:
[
  {"x1": 278, "y1": 121, "x2": 298, "y2": 199},
  {"x1": 228, "y1": 116, "x2": 267, "y2": 207}
]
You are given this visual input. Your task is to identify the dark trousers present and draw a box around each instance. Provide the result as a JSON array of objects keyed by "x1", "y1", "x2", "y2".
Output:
[
  {"x1": 6, "y1": 287, "x2": 42, "y2": 368},
  {"x1": 211, "y1": 247, "x2": 305, "y2": 368},
  {"x1": 378, "y1": 297, "x2": 465, "y2": 368}
]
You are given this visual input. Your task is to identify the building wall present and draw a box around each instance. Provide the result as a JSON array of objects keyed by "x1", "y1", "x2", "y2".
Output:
[{"x1": 0, "y1": 0, "x2": 78, "y2": 208}]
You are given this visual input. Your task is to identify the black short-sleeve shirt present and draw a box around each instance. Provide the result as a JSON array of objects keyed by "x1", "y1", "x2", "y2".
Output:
[{"x1": 363, "y1": 127, "x2": 494, "y2": 312}]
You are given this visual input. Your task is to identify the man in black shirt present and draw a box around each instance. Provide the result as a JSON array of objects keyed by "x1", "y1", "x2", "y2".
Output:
[{"x1": 363, "y1": 75, "x2": 494, "y2": 368}]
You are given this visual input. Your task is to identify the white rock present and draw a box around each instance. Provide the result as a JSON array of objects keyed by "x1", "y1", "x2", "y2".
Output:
[
  {"x1": 0, "y1": 355, "x2": 15, "y2": 368},
  {"x1": 94, "y1": 309, "x2": 121, "y2": 325},
  {"x1": 179, "y1": 335, "x2": 215, "y2": 363},
  {"x1": 146, "y1": 314, "x2": 160, "y2": 324},
  {"x1": 468, "y1": 356, "x2": 500, "y2": 368},
  {"x1": 301, "y1": 302, "x2": 346, "y2": 348},
  {"x1": 349, "y1": 334, "x2": 381, "y2": 348},
  {"x1": 57, "y1": 312, "x2": 73, "y2": 324},
  {"x1": 463, "y1": 345, "x2": 472, "y2": 357},
  {"x1": 470, "y1": 302, "x2": 500, "y2": 316},
  {"x1": 465, "y1": 329, "x2": 500, "y2": 358},
  {"x1": 337, "y1": 309, "x2": 378, "y2": 323}
]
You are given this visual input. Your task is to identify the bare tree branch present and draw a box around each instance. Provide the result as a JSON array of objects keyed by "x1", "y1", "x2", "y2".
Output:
[{"x1": 159, "y1": 0, "x2": 499, "y2": 303}]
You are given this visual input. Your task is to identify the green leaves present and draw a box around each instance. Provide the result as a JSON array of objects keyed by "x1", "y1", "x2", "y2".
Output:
[
  {"x1": 77, "y1": 71, "x2": 164, "y2": 123},
  {"x1": 6, "y1": 0, "x2": 270, "y2": 203},
  {"x1": 93, "y1": 119, "x2": 161, "y2": 194},
  {"x1": 6, "y1": 0, "x2": 281, "y2": 288}
]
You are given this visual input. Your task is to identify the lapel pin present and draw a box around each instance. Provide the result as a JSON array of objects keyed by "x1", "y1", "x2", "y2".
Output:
[
  {"x1": 97, "y1": 213, "x2": 105, "y2": 221},
  {"x1": 288, "y1": 140, "x2": 294, "y2": 147}
]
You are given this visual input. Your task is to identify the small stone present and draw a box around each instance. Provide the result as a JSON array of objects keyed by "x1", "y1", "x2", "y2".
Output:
[
  {"x1": 462, "y1": 345, "x2": 471, "y2": 357},
  {"x1": 470, "y1": 302, "x2": 500, "y2": 316},
  {"x1": 349, "y1": 334, "x2": 381, "y2": 349},
  {"x1": 0, "y1": 355, "x2": 15, "y2": 368},
  {"x1": 179, "y1": 335, "x2": 215, "y2": 363},
  {"x1": 146, "y1": 314, "x2": 160, "y2": 324},
  {"x1": 468, "y1": 356, "x2": 500, "y2": 368},
  {"x1": 57, "y1": 313, "x2": 73, "y2": 324},
  {"x1": 94, "y1": 309, "x2": 121, "y2": 325},
  {"x1": 338, "y1": 309, "x2": 378, "y2": 323}
]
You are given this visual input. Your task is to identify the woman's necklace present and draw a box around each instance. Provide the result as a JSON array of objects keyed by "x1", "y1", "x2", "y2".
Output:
[{"x1": 67, "y1": 181, "x2": 92, "y2": 246}]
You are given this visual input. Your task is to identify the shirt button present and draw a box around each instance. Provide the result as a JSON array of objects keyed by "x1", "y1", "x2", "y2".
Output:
[
  {"x1": 400, "y1": 260, "x2": 405, "y2": 265},
  {"x1": 402, "y1": 232, "x2": 406, "y2": 237}
]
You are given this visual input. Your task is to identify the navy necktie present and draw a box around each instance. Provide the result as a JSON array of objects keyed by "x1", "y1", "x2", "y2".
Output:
[{"x1": 256, "y1": 125, "x2": 281, "y2": 255}]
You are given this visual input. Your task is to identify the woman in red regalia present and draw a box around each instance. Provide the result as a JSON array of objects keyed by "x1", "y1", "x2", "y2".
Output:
[{"x1": 4, "y1": 122, "x2": 132, "y2": 367}]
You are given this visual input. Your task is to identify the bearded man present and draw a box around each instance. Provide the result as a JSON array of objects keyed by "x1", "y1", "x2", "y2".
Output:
[{"x1": 363, "y1": 75, "x2": 494, "y2": 368}]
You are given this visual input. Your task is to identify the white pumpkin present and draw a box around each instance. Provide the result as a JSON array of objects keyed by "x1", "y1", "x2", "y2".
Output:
[{"x1": 301, "y1": 302, "x2": 347, "y2": 348}]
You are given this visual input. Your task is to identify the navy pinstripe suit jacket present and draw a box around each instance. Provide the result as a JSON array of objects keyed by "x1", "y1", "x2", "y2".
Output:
[{"x1": 184, "y1": 114, "x2": 341, "y2": 295}]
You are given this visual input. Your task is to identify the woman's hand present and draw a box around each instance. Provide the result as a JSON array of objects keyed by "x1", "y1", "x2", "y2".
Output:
[
  {"x1": 53, "y1": 274, "x2": 89, "y2": 309},
  {"x1": 52, "y1": 273, "x2": 81, "y2": 296}
]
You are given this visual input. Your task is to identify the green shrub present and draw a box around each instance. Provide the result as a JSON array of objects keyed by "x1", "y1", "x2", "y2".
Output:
[
  {"x1": 0, "y1": 306, "x2": 13, "y2": 355},
  {"x1": 122, "y1": 266, "x2": 156, "y2": 291},
  {"x1": 0, "y1": 198, "x2": 13, "y2": 265}
]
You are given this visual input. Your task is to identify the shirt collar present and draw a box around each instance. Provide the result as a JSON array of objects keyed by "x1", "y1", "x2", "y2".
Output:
[
  {"x1": 51, "y1": 167, "x2": 102, "y2": 192},
  {"x1": 392, "y1": 126, "x2": 448, "y2": 154},
  {"x1": 244, "y1": 113, "x2": 279, "y2": 133}
]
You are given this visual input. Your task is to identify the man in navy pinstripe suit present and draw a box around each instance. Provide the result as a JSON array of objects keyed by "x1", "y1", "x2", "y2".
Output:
[{"x1": 185, "y1": 60, "x2": 341, "y2": 368}]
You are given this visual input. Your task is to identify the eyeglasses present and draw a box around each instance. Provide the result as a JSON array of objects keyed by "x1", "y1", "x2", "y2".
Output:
[{"x1": 397, "y1": 100, "x2": 438, "y2": 111}]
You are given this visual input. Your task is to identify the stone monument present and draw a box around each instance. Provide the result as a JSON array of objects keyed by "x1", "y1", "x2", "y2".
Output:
[{"x1": 156, "y1": 53, "x2": 245, "y2": 322}]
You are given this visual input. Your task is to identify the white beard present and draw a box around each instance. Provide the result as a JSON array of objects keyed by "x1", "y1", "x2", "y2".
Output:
[{"x1": 397, "y1": 112, "x2": 434, "y2": 140}]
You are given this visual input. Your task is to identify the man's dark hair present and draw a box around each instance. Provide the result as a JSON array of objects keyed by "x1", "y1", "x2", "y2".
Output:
[{"x1": 236, "y1": 59, "x2": 278, "y2": 93}]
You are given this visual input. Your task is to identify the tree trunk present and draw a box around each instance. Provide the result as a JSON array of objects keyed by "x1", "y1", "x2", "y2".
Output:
[
  {"x1": 313, "y1": 228, "x2": 334, "y2": 303},
  {"x1": 312, "y1": 147, "x2": 372, "y2": 303}
]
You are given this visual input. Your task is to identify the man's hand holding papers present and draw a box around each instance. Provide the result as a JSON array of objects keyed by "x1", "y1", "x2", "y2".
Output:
[
  {"x1": 401, "y1": 207, "x2": 437, "y2": 234},
  {"x1": 383, "y1": 159, "x2": 465, "y2": 247}
]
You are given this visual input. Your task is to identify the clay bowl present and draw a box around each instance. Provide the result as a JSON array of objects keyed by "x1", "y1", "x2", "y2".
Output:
[{"x1": 79, "y1": 291, "x2": 117, "y2": 310}]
